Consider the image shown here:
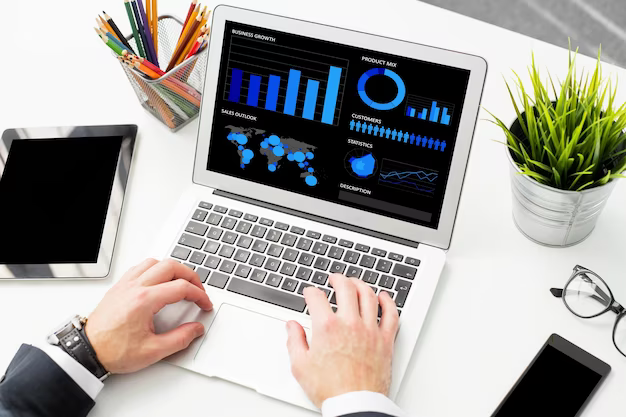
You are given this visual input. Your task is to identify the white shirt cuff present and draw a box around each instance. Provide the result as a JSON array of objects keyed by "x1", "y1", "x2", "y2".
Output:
[
  {"x1": 33, "y1": 342, "x2": 104, "y2": 400},
  {"x1": 321, "y1": 391, "x2": 406, "y2": 417}
]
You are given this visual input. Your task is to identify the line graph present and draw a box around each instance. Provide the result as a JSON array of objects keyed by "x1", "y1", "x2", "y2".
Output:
[{"x1": 378, "y1": 159, "x2": 438, "y2": 197}]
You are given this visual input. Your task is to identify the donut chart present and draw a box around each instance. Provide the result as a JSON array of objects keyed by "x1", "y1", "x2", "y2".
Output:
[{"x1": 357, "y1": 68, "x2": 406, "y2": 111}]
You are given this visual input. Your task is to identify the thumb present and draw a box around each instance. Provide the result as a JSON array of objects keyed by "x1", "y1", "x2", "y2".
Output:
[
  {"x1": 286, "y1": 321, "x2": 308, "y2": 368},
  {"x1": 153, "y1": 322, "x2": 205, "y2": 360}
]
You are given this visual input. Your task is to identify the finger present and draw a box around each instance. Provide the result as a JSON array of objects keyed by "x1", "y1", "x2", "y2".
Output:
[
  {"x1": 329, "y1": 274, "x2": 359, "y2": 319},
  {"x1": 150, "y1": 322, "x2": 205, "y2": 361},
  {"x1": 303, "y1": 286, "x2": 333, "y2": 322},
  {"x1": 140, "y1": 259, "x2": 205, "y2": 290},
  {"x1": 151, "y1": 279, "x2": 213, "y2": 312},
  {"x1": 378, "y1": 291, "x2": 399, "y2": 340},
  {"x1": 353, "y1": 278, "x2": 378, "y2": 325},
  {"x1": 286, "y1": 321, "x2": 309, "y2": 378},
  {"x1": 125, "y1": 258, "x2": 159, "y2": 281}
]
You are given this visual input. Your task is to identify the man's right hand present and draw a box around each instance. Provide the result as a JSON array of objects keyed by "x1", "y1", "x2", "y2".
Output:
[{"x1": 285, "y1": 274, "x2": 399, "y2": 408}]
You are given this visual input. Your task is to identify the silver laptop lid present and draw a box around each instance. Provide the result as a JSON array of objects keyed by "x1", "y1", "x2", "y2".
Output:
[{"x1": 194, "y1": 6, "x2": 487, "y2": 250}]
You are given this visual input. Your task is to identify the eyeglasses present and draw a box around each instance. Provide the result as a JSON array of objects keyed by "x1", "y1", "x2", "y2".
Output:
[{"x1": 551, "y1": 265, "x2": 626, "y2": 357}]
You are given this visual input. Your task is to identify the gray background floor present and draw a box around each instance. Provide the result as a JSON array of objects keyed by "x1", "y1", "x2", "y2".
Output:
[{"x1": 420, "y1": 0, "x2": 626, "y2": 68}]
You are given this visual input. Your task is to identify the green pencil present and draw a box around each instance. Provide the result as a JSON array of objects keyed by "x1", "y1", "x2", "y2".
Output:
[
  {"x1": 98, "y1": 32, "x2": 125, "y2": 55},
  {"x1": 124, "y1": 0, "x2": 145, "y2": 58}
]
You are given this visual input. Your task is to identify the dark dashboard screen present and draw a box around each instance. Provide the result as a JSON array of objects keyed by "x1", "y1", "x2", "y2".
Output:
[
  {"x1": 207, "y1": 21, "x2": 471, "y2": 229},
  {"x1": 493, "y1": 345, "x2": 602, "y2": 416},
  {"x1": 0, "y1": 137, "x2": 122, "y2": 264}
]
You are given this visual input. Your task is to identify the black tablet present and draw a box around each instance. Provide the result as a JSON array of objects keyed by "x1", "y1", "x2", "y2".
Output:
[{"x1": 0, "y1": 125, "x2": 137, "y2": 279}]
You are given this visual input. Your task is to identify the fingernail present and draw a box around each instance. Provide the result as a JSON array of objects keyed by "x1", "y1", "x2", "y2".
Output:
[{"x1": 195, "y1": 325, "x2": 205, "y2": 337}]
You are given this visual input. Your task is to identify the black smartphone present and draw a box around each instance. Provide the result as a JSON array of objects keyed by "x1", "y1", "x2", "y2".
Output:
[{"x1": 491, "y1": 334, "x2": 611, "y2": 417}]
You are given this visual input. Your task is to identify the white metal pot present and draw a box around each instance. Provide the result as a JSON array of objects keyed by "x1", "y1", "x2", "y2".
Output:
[{"x1": 508, "y1": 149, "x2": 618, "y2": 247}]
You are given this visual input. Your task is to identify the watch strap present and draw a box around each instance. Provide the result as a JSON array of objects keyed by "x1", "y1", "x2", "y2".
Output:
[{"x1": 58, "y1": 327, "x2": 109, "y2": 380}]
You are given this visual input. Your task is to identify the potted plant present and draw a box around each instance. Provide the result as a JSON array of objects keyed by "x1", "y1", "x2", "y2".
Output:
[{"x1": 490, "y1": 49, "x2": 626, "y2": 247}]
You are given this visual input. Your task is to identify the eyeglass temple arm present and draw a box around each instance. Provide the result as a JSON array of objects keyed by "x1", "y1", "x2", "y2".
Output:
[{"x1": 550, "y1": 288, "x2": 563, "y2": 298}]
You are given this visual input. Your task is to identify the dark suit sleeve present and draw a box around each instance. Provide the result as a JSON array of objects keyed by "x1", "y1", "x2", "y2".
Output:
[
  {"x1": 0, "y1": 344, "x2": 95, "y2": 417},
  {"x1": 340, "y1": 414, "x2": 397, "y2": 417}
]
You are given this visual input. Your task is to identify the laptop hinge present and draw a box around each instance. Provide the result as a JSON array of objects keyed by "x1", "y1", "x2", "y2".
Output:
[{"x1": 214, "y1": 190, "x2": 419, "y2": 248}]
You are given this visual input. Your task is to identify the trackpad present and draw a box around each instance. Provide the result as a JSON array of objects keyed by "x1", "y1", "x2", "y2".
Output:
[{"x1": 193, "y1": 304, "x2": 314, "y2": 409}]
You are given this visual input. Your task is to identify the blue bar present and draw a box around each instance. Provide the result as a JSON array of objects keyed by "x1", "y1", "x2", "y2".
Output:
[
  {"x1": 302, "y1": 79, "x2": 319, "y2": 120},
  {"x1": 441, "y1": 108, "x2": 451, "y2": 125},
  {"x1": 419, "y1": 108, "x2": 428, "y2": 120},
  {"x1": 284, "y1": 69, "x2": 301, "y2": 115},
  {"x1": 429, "y1": 101, "x2": 440, "y2": 123},
  {"x1": 322, "y1": 66, "x2": 342, "y2": 125},
  {"x1": 410, "y1": 107, "x2": 416, "y2": 118},
  {"x1": 247, "y1": 75, "x2": 261, "y2": 106},
  {"x1": 406, "y1": 106, "x2": 413, "y2": 117},
  {"x1": 265, "y1": 75, "x2": 281, "y2": 111},
  {"x1": 228, "y1": 68, "x2": 243, "y2": 102}
]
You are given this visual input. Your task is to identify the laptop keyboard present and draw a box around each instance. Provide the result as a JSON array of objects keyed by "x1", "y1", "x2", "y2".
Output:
[{"x1": 170, "y1": 201, "x2": 419, "y2": 317}]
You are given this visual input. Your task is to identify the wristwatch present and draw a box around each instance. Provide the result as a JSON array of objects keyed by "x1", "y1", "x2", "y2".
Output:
[{"x1": 47, "y1": 315, "x2": 110, "y2": 381}]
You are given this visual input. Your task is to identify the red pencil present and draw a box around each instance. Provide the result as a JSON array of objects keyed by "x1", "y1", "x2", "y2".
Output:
[
  {"x1": 182, "y1": 0, "x2": 198, "y2": 30},
  {"x1": 185, "y1": 36, "x2": 204, "y2": 59}
]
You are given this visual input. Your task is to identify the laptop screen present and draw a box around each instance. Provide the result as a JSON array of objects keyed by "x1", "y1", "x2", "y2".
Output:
[{"x1": 207, "y1": 21, "x2": 470, "y2": 230}]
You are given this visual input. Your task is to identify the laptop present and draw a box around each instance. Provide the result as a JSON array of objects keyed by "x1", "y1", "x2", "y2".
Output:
[{"x1": 152, "y1": 5, "x2": 487, "y2": 411}]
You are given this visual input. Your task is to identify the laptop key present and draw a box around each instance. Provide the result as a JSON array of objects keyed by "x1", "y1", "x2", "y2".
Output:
[
  {"x1": 344, "y1": 251, "x2": 360, "y2": 264},
  {"x1": 392, "y1": 264, "x2": 417, "y2": 280},
  {"x1": 281, "y1": 278, "x2": 298, "y2": 292},
  {"x1": 379, "y1": 275, "x2": 395, "y2": 289},
  {"x1": 298, "y1": 282, "x2": 314, "y2": 295},
  {"x1": 355, "y1": 244, "x2": 370, "y2": 252},
  {"x1": 290, "y1": 226, "x2": 305, "y2": 235},
  {"x1": 190, "y1": 251, "x2": 206, "y2": 265},
  {"x1": 234, "y1": 249, "x2": 251, "y2": 263},
  {"x1": 330, "y1": 292, "x2": 337, "y2": 305},
  {"x1": 266, "y1": 229, "x2": 282, "y2": 242},
  {"x1": 313, "y1": 257, "x2": 330, "y2": 271},
  {"x1": 330, "y1": 261, "x2": 346, "y2": 274},
  {"x1": 171, "y1": 246, "x2": 191, "y2": 260},
  {"x1": 266, "y1": 274, "x2": 282, "y2": 287},
  {"x1": 234, "y1": 264, "x2": 251, "y2": 278},
  {"x1": 388, "y1": 253, "x2": 404, "y2": 262},
  {"x1": 346, "y1": 266, "x2": 363, "y2": 278},
  {"x1": 296, "y1": 238, "x2": 313, "y2": 251},
  {"x1": 185, "y1": 221, "x2": 208, "y2": 236},
  {"x1": 198, "y1": 201, "x2": 213, "y2": 210},
  {"x1": 244, "y1": 213, "x2": 258, "y2": 222},
  {"x1": 359, "y1": 255, "x2": 376, "y2": 269},
  {"x1": 328, "y1": 246, "x2": 344, "y2": 259},
  {"x1": 207, "y1": 227, "x2": 223, "y2": 240},
  {"x1": 192, "y1": 209, "x2": 208, "y2": 222},
  {"x1": 251, "y1": 225, "x2": 267, "y2": 238},
  {"x1": 219, "y1": 260, "x2": 236, "y2": 274},
  {"x1": 249, "y1": 254, "x2": 266, "y2": 267},
  {"x1": 260, "y1": 218, "x2": 274, "y2": 226},
  {"x1": 196, "y1": 267, "x2": 210, "y2": 283},
  {"x1": 372, "y1": 248, "x2": 387, "y2": 257},
  {"x1": 264, "y1": 258, "x2": 281, "y2": 272},
  {"x1": 228, "y1": 209, "x2": 243, "y2": 218},
  {"x1": 179, "y1": 234, "x2": 205, "y2": 250},
  {"x1": 208, "y1": 272, "x2": 229, "y2": 289},
  {"x1": 395, "y1": 279, "x2": 412, "y2": 308},
  {"x1": 213, "y1": 205, "x2": 228, "y2": 214},
  {"x1": 380, "y1": 290, "x2": 395, "y2": 299},
  {"x1": 250, "y1": 269, "x2": 267, "y2": 282},
  {"x1": 252, "y1": 240, "x2": 268, "y2": 253},
  {"x1": 204, "y1": 241, "x2": 220, "y2": 254},
  {"x1": 312, "y1": 272, "x2": 329, "y2": 285},
  {"x1": 218, "y1": 245, "x2": 235, "y2": 259},
  {"x1": 236, "y1": 235, "x2": 253, "y2": 249},
  {"x1": 206, "y1": 213, "x2": 223, "y2": 226},
  {"x1": 222, "y1": 231, "x2": 238, "y2": 245},
  {"x1": 312, "y1": 242, "x2": 329, "y2": 255},
  {"x1": 406, "y1": 257, "x2": 421, "y2": 267},
  {"x1": 279, "y1": 263, "x2": 295, "y2": 276},
  {"x1": 318, "y1": 287, "x2": 331, "y2": 298},
  {"x1": 282, "y1": 248, "x2": 299, "y2": 262},
  {"x1": 275, "y1": 222, "x2": 289, "y2": 231},
  {"x1": 306, "y1": 231, "x2": 321, "y2": 239},
  {"x1": 338, "y1": 239, "x2": 354, "y2": 248},
  {"x1": 298, "y1": 253, "x2": 315, "y2": 266},
  {"x1": 227, "y1": 277, "x2": 306, "y2": 313},
  {"x1": 204, "y1": 256, "x2": 221, "y2": 269},
  {"x1": 363, "y1": 270, "x2": 379, "y2": 284},
  {"x1": 296, "y1": 267, "x2": 313, "y2": 281},
  {"x1": 375, "y1": 259, "x2": 392, "y2": 273},
  {"x1": 281, "y1": 234, "x2": 297, "y2": 247},
  {"x1": 235, "y1": 221, "x2": 252, "y2": 234},
  {"x1": 267, "y1": 244, "x2": 283, "y2": 257},
  {"x1": 221, "y1": 217, "x2": 237, "y2": 230},
  {"x1": 322, "y1": 235, "x2": 337, "y2": 244}
]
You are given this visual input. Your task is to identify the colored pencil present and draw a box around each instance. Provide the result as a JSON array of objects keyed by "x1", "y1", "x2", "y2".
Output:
[
  {"x1": 136, "y1": 0, "x2": 159, "y2": 68},
  {"x1": 175, "y1": 10, "x2": 209, "y2": 67},
  {"x1": 103, "y1": 11, "x2": 134, "y2": 53},
  {"x1": 99, "y1": 15, "x2": 119, "y2": 41},
  {"x1": 146, "y1": 0, "x2": 152, "y2": 35},
  {"x1": 97, "y1": 28, "x2": 128, "y2": 52},
  {"x1": 124, "y1": 0, "x2": 145, "y2": 58},
  {"x1": 152, "y1": 0, "x2": 159, "y2": 55},
  {"x1": 174, "y1": 3, "x2": 200, "y2": 54},
  {"x1": 182, "y1": 0, "x2": 197, "y2": 30},
  {"x1": 168, "y1": 9, "x2": 202, "y2": 71},
  {"x1": 132, "y1": 55, "x2": 165, "y2": 76},
  {"x1": 131, "y1": 0, "x2": 154, "y2": 64},
  {"x1": 98, "y1": 32, "x2": 125, "y2": 56},
  {"x1": 185, "y1": 36, "x2": 203, "y2": 59}
]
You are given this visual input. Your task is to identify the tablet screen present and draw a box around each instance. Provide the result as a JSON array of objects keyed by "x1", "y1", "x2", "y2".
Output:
[{"x1": 0, "y1": 137, "x2": 122, "y2": 264}]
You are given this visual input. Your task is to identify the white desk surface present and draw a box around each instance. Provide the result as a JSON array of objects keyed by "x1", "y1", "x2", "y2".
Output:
[{"x1": 1, "y1": 0, "x2": 625, "y2": 416}]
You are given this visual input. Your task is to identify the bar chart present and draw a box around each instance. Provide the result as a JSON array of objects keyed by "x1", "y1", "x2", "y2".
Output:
[
  {"x1": 405, "y1": 95, "x2": 454, "y2": 126},
  {"x1": 224, "y1": 34, "x2": 349, "y2": 126}
]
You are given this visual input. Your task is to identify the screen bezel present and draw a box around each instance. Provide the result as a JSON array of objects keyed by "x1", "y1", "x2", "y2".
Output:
[
  {"x1": 490, "y1": 333, "x2": 611, "y2": 417},
  {"x1": 0, "y1": 125, "x2": 137, "y2": 280},
  {"x1": 193, "y1": 5, "x2": 487, "y2": 249}
]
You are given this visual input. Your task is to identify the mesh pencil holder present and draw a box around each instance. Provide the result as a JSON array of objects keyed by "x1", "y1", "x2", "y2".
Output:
[{"x1": 119, "y1": 15, "x2": 208, "y2": 132}]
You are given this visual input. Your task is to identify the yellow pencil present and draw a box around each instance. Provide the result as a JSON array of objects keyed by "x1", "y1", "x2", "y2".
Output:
[
  {"x1": 98, "y1": 15, "x2": 119, "y2": 41},
  {"x1": 152, "y1": 0, "x2": 159, "y2": 55},
  {"x1": 174, "y1": 3, "x2": 200, "y2": 53}
]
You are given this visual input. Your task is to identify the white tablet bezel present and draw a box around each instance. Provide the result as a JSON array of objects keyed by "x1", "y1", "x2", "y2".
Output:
[{"x1": 193, "y1": 5, "x2": 487, "y2": 250}]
